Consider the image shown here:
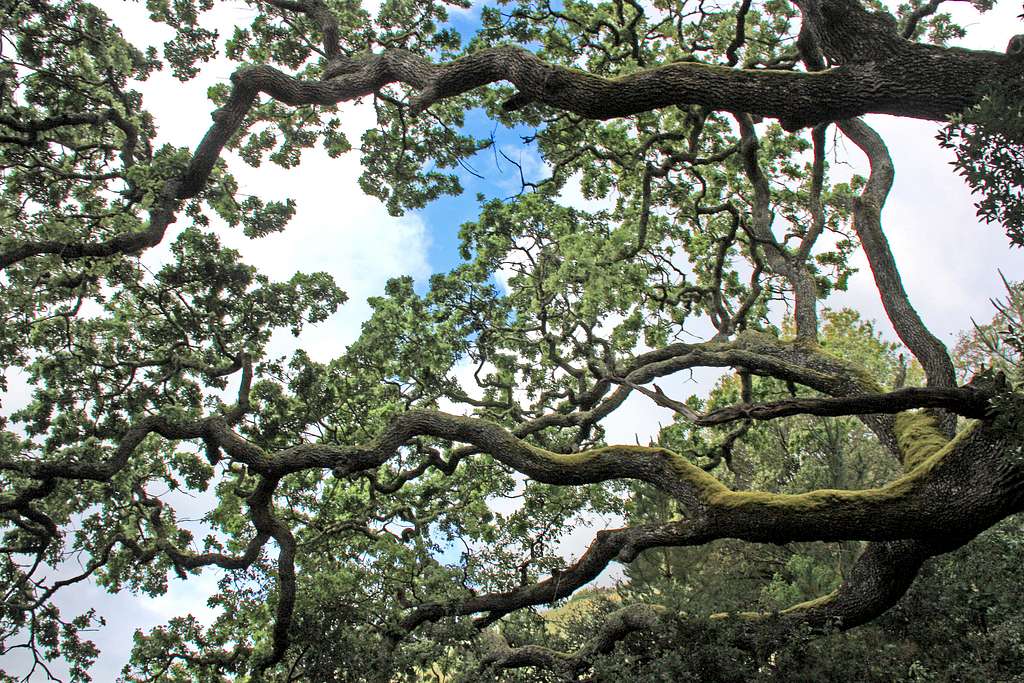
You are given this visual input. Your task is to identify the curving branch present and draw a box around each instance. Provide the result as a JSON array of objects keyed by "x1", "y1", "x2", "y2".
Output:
[
  {"x1": 736, "y1": 114, "x2": 821, "y2": 339},
  {"x1": 389, "y1": 412, "x2": 1017, "y2": 636},
  {"x1": 483, "y1": 539, "x2": 936, "y2": 676},
  {"x1": 839, "y1": 118, "x2": 958, "y2": 435},
  {"x1": 615, "y1": 379, "x2": 992, "y2": 424}
]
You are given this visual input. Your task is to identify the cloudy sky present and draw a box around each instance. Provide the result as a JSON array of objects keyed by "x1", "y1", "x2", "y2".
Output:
[{"x1": 3, "y1": 0, "x2": 1023, "y2": 679}]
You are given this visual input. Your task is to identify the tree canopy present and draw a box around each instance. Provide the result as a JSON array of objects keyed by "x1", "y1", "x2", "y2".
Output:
[{"x1": 1, "y1": 0, "x2": 1024, "y2": 680}]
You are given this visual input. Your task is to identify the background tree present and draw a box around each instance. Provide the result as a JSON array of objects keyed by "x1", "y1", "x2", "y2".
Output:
[
  {"x1": 586, "y1": 305, "x2": 1024, "y2": 682},
  {"x1": 1, "y1": 0, "x2": 1023, "y2": 680}
]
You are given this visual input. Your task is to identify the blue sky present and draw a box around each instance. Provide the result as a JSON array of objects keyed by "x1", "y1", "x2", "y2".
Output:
[{"x1": 418, "y1": 107, "x2": 543, "y2": 278}]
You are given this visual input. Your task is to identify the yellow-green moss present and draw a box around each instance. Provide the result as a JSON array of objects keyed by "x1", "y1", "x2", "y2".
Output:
[
  {"x1": 781, "y1": 590, "x2": 838, "y2": 614},
  {"x1": 709, "y1": 477, "x2": 898, "y2": 512},
  {"x1": 530, "y1": 444, "x2": 609, "y2": 466},
  {"x1": 894, "y1": 411, "x2": 951, "y2": 471},
  {"x1": 532, "y1": 443, "x2": 731, "y2": 498},
  {"x1": 705, "y1": 421, "x2": 979, "y2": 513},
  {"x1": 533, "y1": 443, "x2": 666, "y2": 467},
  {"x1": 707, "y1": 486, "x2": 900, "y2": 511},
  {"x1": 663, "y1": 450, "x2": 731, "y2": 497},
  {"x1": 709, "y1": 590, "x2": 838, "y2": 623},
  {"x1": 532, "y1": 420, "x2": 978, "y2": 518}
]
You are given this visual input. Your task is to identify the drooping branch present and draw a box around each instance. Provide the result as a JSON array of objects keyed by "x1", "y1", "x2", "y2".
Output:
[
  {"x1": 770, "y1": 539, "x2": 935, "y2": 631},
  {"x1": 399, "y1": 521, "x2": 714, "y2": 633},
  {"x1": 313, "y1": 415, "x2": 1013, "y2": 548},
  {"x1": 388, "y1": 412, "x2": 1019, "y2": 639},
  {"x1": 455, "y1": 431, "x2": 962, "y2": 676},
  {"x1": 0, "y1": 108, "x2": 139, "y2": 166},
  {"x1": 470, "y1": 412, "x2": 961, "y2": 676}
]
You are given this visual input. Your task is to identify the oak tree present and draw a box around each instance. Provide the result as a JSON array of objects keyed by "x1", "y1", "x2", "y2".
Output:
[{"x1": 2, "y1": 0, "x2": 1023, "y2": 679}]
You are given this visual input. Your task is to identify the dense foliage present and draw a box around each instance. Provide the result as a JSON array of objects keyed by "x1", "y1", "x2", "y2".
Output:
[{"x1": 1, "y1": 0, "x2": 1023, "y2": 680}]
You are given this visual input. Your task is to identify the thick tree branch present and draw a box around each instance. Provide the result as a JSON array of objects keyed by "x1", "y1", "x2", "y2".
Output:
[
  {"x1": 839, "y1": 118, "x2": 958, "y2": 435},
  {"x1": 483, "y1": 538, "x2": 936, "y2": 677},
  {"x1": 4, "y1": 361, "x2": 1021, "y2": 676},
  {"x1": 389, "y1": 411, "x2": 1019, "y2": 636},
  {"x1": 474, "y1": 431, "x2": 959, "y2": 676}
]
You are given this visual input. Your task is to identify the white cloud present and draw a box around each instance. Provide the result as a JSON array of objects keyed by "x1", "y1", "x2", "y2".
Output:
[
  {"x1": 827, "y1": 114, "x2": 1024, "y2": 347},
  {"x1": 215, "y1": 141, "x2": 433, "y2": 362},
  {"x1": 558, "y1": 171, "x2": 618, "y2": 213},
  {"x1": 139, "y1": 570, "x2": 223, "y2": 626},
  {"x1": 446, "y1": 0, "x2": 486, "y2": 20}
]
